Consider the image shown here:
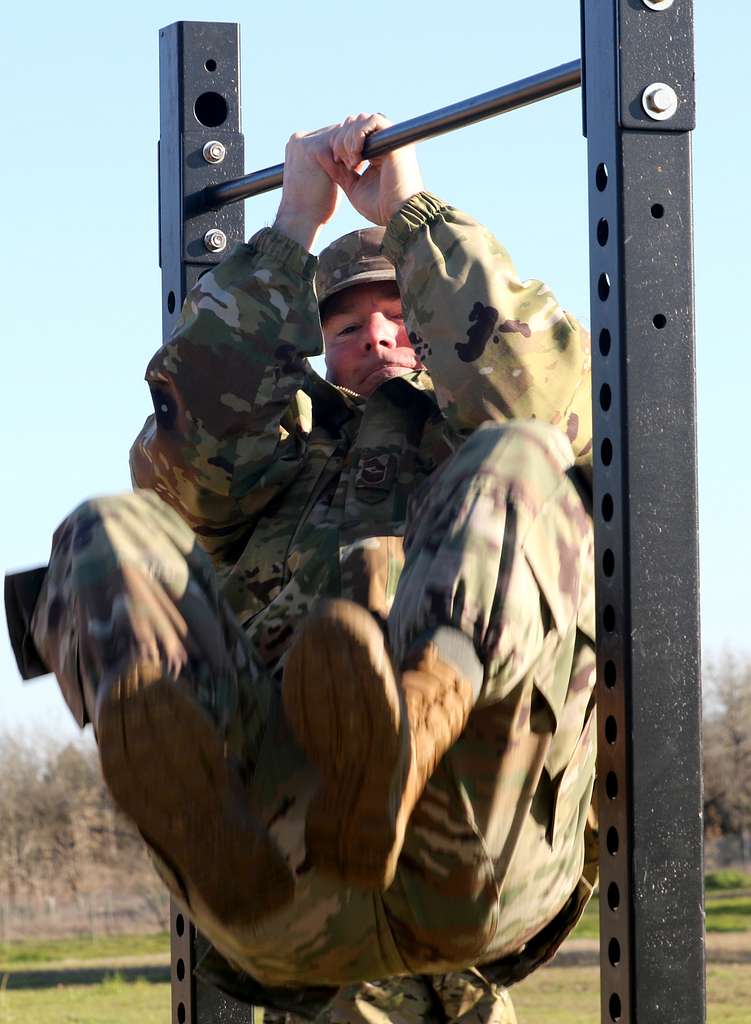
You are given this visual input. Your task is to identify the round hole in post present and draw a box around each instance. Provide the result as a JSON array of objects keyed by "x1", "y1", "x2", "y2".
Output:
[
  {"x1": 600, "y1": 383, "x2": 612, "y2": 411},
  {"x1": 596, "y1": 163, "x2": 609, "y2": 191},
  {"x1": 653, "y1": 313, "x2": 667, "y2": 329},
  {"x1": 178, "y1": 1003, "x2": 186, "y2": 1024},
  {"x1": 609, "y1": 993, "x2": 622, "y2": 1022},
  {"x1": 602, "y1": 493, "x2": 614, "y2": 522},
  {"x1": 597, "y1": 218, "x2": 609, "y2": 246},
  {"x1": 607, "y1": 881, "x2": 620, "y2": 910},
  {"x1": 604, "y1": 659, "x2": 617, "y2": 687},
  {"x1": 605, "y1": 715, "x2": 618, "y2": 744},
  {"x1": 205, "y1": 58, "x2": 217, "y2": 72},
  {"x1": 651, "y1": 202, "x2": 665, "y2": 219},
  {"x1": 599, "y1": 328, "x2": 612, "y2": 356},
  {"x1": 603, "y1": 604, "x2": 616, "y2": 632},
  {"x1": 609, "y1": 937, "x2": 621, "y2": 966},
  {"x1": 175, "y1": 913, "x2": 185, "y2": 937},
  {"x1": 167, "y1": 291, "x2": 176, "y2": 314},
  {"x1": 606, "y1": 771, "x2": 619, "y2": 799},
  {"x1": 194, "y1": 91, "x2": 229, "y2": 128},
  {"x1": 598, "y1": 273, "x2": 611, "y2": 301},
  {"x1": 603, "y1": 548, "x2": 615, "y2": 577},
  {"x1": 601, "y1": 438, "x2": 613, "y2": 466},
  {"x1": 176, "y1": 958, "x2": 185, "y2": 981},
  {"x1": 607, "y1": 826, "x2": 620, "y2": 855}
]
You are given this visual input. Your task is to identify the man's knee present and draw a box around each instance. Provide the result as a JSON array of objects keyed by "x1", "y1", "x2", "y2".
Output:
[
  {"x1": 44, "y1": 490, "x2": 208, "y2": 607},
  {"x1": 58, "y1": 490, "x2": 191, "y2": 558},
  {"x1": 390, "y1": 420, "x2": 589, "y2": 673},
  {"x1": 30, "y1": 489, "x2": 202, "y2": 725},
  {"x1": 452, "y1": 420, "x2": 576, "y2": 491}
]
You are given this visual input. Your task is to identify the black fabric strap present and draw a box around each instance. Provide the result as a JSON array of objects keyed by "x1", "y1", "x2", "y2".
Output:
[{"x1": 4, "y1": 566, "x2": 50, "y2": 680}]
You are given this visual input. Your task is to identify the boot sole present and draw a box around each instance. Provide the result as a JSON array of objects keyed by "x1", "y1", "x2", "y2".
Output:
[
  {"x1": 98, "y1": 677, "x2": 294, "y2": 927},
  {"x1": 282, "y1": 600, "x2": 409, "y2": 889}
]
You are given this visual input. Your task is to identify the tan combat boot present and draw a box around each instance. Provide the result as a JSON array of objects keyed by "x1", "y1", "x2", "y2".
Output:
[
  {"x1": 282, "y1": 599, "x2": 478, "y2": 889},
  {"x1": 96, "y1": 663, "x2": 294, "y2": 930}
]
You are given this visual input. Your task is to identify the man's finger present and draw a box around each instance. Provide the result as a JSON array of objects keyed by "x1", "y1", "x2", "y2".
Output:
[
  {"x1": 330, "y1": 126, "x2": 351, "y2": 168},
  {"x1": 323, "y1": 155, "x2": 358, "y2": 192},
  {"x1": 330, "y1": 113, "x2": 393, "y2": 170}
]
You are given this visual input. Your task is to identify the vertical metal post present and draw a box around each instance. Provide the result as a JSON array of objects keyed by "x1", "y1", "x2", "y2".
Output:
[
  {"x1": 159, "y1": 21, "x2": 250, "y2": 1024},
  {"x1": 582, "y1": 1, "x2": 705, "y2": 1022},
  {"x1": 159, "y1": 20, "x2": 245, "y2": 341}
]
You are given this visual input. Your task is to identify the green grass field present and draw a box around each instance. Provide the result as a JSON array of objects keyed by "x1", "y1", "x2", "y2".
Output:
[
  {"x1": 0, "y1": 974, "x2": 170, "y2": 1024},
  {"x1": 1, "y1": 887, "x2": 747, "y2": 968},
  {"x1": 571, "y1": 888, "x2": 751, "y2": 939},
  {"x1": 0, "y1": 966, "x2": 749, "y2": 1024},
  {"x1": 1, "y1": 897, "x2": 750, "y2": 1024},
  {"x1": 512, "y1": 963, "x2": 751, "y2": 1024},
  {"x1": 0, "y1": 933, "x2": 170, "y2": 970}
]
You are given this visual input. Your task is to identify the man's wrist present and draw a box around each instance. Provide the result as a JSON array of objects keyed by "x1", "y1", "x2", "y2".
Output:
[
  {"x1": 273, "y1": 209, "x2": 323, "y2": 252},
  {"x1": 381, "y1": 189, "x2": 422, "y2": 225}
]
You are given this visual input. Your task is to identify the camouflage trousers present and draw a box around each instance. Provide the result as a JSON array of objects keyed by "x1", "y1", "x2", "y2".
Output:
[
  {"x1": 264, "y1": 971, "x2": 517, "y2": 1024},
  {"x1": 32, "y1": 421, "x2": 595, "y2": 1005}
]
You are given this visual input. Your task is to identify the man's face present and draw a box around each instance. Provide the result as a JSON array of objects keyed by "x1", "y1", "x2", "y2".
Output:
[{"x1": 322, "y1": 281, "x2": 424, "y2": 396}]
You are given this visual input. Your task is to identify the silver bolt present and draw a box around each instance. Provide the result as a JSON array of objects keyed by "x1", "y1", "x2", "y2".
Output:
[
  {"x1": 203, "y1": 140, "x2": 226, "y2": 164},
  {"x1": 204, "y1": 228, "x2": 227, "y2": 253},
  {"x1": 642, "y1": 82, "x2": 679, "y2": 121},
  {"x1": 642, "y1": 0, "x2": 674, "y2": 9}
]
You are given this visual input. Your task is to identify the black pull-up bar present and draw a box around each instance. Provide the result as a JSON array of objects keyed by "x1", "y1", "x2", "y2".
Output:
[{"x1": 199, "y1": 59, "x2": 582, "y2": 211}]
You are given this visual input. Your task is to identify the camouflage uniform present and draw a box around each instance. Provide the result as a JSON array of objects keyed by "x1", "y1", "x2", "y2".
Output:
[
  {"x1": 263, "y1": 971, "x2": 518, "y2": 1024},
  {"x1": 30, "y1": 193, "x2": 595, "y2": 1016}
]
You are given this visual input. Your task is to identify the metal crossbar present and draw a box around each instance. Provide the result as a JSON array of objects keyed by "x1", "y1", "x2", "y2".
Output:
[{"x1": 198, "y1": 60, "x2": 582, "y2": 210}]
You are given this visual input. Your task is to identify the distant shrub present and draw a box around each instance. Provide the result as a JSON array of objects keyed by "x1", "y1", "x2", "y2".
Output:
[{"x1": 705, "y1": 869, "x2": 751, "y2": 891}]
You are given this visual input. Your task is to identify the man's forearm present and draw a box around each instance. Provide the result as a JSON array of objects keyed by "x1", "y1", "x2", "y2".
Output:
[
  {"x1": 384, "y1": 193, "x2": 593, "y2": 462},
  {"x1": 272, "y1": 210, "x2": 323, "y2": 253},
  {"x1": 130, "y1": 228, "x2": 322, "y2": 551}
]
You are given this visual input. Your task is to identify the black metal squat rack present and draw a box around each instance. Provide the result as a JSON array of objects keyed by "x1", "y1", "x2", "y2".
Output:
[
  {"x1": 29, "y1": 3, "x2": 711, "y2": 1022},
  {"x1": 159, "y1": 3, "x2": 704, "y2": 1022}
]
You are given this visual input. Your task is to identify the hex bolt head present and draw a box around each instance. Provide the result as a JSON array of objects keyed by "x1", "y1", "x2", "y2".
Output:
[
  {"x1": 204, "y1": 228, "x2": 227, "y2": 253},
  {"x1": 203, "y1": 140, "x2": 226, "y2": 164},
  {"x1": 642, "y1": 0, "x2": 674, "y2": 9},
  {"x1": 642, "y1": 82, "x2": 679, "y2": 121}
]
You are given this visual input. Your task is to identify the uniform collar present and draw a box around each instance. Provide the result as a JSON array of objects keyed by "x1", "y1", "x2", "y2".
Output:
[{"x1": 303, "y1": 365, "x2": 438, "y2": 430}]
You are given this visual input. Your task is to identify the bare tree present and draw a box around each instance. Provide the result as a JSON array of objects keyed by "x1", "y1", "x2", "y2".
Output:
[
  {"x1": 703, "y1": 654, "x2": 751, "y2": 864},
  {"x1": 0, "y1": 728, "x2": 168, "y2": 937}
]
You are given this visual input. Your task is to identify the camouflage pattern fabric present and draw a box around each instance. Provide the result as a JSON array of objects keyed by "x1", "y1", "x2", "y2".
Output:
[
  {"x1": 29, "y1": 490, "x2": 271, "y2": 770},
  {"x1": 316, "y1": 226, "x2": 396, "y2": 306},
  {"x1": 383, "y1": 195, "x2": 592, "y2": 447},
  {"x1": 130, "y1": 191, "x2": 592, "y2": 684},
  {"x1": 263, "y1": 971, "x2": 517, "y2": 1024},
  {"x1": 383, "y1": 421, "x2": 596, "y2": 977},
  {"x1": 32, "y1": 192, "x2": 596, "y2": 1010},
  {"x1": 31, "y1": 422, "x2": 594, "y2": 993}
]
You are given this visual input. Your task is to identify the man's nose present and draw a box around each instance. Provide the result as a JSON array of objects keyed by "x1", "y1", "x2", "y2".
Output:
[{"x1": 362, "y1": 314, "x2": 398, "y2": 351}]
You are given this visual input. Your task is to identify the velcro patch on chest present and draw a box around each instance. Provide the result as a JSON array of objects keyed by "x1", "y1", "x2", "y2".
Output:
[{"x1": 354, "y1": 452, "x2": 398, "y2": 502}]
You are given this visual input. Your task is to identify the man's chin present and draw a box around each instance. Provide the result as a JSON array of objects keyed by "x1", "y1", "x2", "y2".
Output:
[{"x1": 359, "y1": 364, "x2": 417, "y2": 394}]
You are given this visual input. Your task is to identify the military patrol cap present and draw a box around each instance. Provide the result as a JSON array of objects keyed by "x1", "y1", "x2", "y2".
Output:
[{"x1": 316, "y1": 227, "x2": 396, "y2": 308}]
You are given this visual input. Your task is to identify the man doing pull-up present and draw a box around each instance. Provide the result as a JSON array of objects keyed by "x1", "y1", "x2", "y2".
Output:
[{"x1": 26, "y1": 113, "x2": 596, "y2": 1021}]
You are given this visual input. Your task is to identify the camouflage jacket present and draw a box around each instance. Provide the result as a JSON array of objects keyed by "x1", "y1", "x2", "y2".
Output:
[{"x1": 130, "y1": 192, "x2": 592, "y2": 678}]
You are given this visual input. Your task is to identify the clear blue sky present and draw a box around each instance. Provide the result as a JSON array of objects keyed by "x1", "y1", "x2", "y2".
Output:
[{"x1": 2, "y1": 1, "x2": 748, "y2": 741}]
